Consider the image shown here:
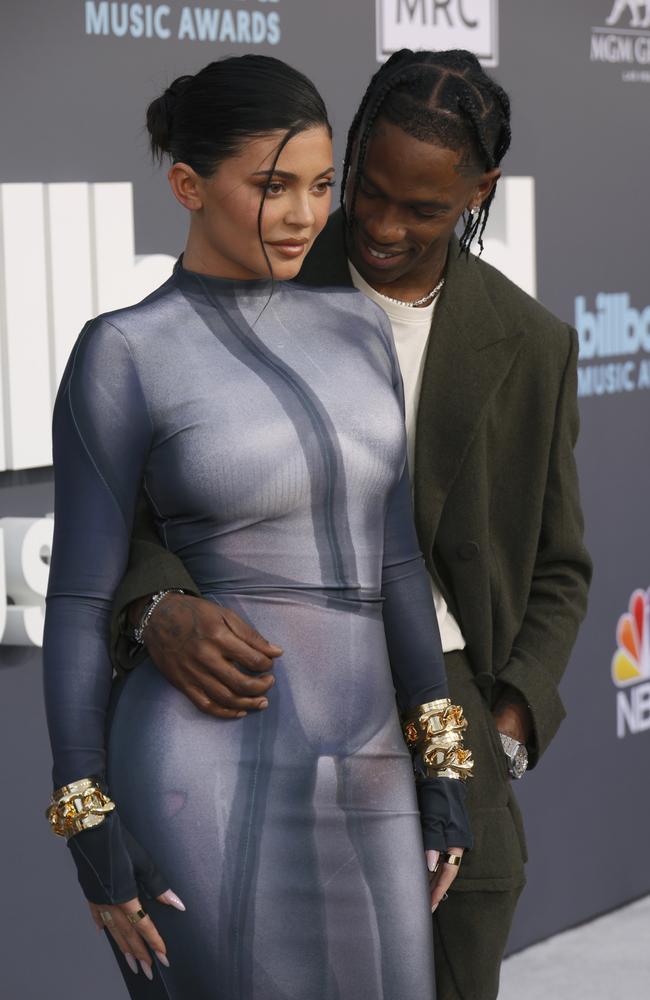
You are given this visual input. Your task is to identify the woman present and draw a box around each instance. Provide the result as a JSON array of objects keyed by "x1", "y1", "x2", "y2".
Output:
[{"x1": 43, "y1": 55, "x2": 473, "y2": 999}]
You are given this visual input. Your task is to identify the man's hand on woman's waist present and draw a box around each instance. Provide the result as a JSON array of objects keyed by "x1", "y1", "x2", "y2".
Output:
[{"x1": 129, "y1": 592, "x2": 282, "y2": 719}]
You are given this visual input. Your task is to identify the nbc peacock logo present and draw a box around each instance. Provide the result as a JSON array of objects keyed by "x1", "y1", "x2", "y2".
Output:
[{"x1": 612, "y1": 588, "x2": 650, "y2": 738}]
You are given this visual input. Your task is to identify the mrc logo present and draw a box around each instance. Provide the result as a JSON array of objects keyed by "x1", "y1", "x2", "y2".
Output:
[
  {"x1": 376, "y1": 0, "x2": 498, "y2": 66},
  {"x1": 612, "y1": 588, "x2": 650, "y2": 737}
]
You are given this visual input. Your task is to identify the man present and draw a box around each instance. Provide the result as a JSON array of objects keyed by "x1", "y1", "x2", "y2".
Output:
[{"x1": 112, "y1": 49, "x2": 591, "y2": 999}]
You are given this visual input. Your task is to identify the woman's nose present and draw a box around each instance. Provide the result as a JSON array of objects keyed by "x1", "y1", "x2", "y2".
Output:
[{"x1": 284, "y1": 192, "x2": 316, "y2": 229}]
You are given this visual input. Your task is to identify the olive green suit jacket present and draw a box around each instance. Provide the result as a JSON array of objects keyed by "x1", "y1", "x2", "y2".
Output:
[{"x1": 111, "y1": 210, "x2": 591, "y2": 773}]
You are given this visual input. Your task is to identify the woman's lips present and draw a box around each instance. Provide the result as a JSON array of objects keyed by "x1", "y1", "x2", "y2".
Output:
[{"x1": 266, "y1": 240, "x2": 308, "y2": 259}]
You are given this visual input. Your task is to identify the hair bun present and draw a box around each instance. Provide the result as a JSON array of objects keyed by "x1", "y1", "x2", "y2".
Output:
[{"x1": 146, "y1": 74, "x2": 193, "y2": 161}]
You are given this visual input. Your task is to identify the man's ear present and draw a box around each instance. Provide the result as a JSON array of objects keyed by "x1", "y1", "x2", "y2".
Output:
[
  {"x1": 168, "y1": 162, "x2": 203, "y2": 212},
  {"x1": 474, "y1": 167, "x2": 501, "y2": 207}
]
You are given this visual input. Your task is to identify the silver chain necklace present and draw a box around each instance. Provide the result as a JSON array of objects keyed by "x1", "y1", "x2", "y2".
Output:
[{"x1": 374, "y1": 277, "x2": 445, "y2": 309}]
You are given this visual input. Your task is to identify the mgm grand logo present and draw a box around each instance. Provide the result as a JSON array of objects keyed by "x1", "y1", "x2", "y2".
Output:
[{"x1": 590, "y1": 2, "x2": 650, "y2": 77}]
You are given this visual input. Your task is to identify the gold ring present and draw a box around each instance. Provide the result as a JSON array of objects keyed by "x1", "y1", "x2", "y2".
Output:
[
  {"x1": 99, "y1": 910, "x2": 114, "y2": 925},
  {"x1": 442, "y1": 852, "x2": 462, "y2": 867},
  {"x1": 126, "y1": 908, "x2": 147, "y2": 925}
]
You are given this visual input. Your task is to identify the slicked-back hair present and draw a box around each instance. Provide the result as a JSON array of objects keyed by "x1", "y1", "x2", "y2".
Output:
[
  {"x1": 341, "y1": 49, "x2": 512, "y2": 256},
  {"x1": 146, "y1": 55, "x2": 331, "y2": 286}
]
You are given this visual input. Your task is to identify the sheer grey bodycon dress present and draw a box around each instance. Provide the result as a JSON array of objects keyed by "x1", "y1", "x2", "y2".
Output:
[{"x1": 44, "y1": 264, "x2": 468, "y2": 999}]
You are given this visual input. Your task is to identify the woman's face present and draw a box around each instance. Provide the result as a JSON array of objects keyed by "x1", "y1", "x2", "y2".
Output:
[{"x1": 171, "y1": 126, "x2": 334, "y2": 280}]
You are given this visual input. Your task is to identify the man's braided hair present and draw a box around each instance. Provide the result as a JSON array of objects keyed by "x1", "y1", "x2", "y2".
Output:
[{"x1": 341, "y1": 49, "x2": 512, "y2": 256}]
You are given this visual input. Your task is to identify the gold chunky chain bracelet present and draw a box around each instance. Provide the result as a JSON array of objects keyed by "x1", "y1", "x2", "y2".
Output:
[
  {"x1": 45, "y1": 777, "x2": 116, "y2": 839},
  {"x1": 402, "y1": 698, "x2": 475, "y2": 782}
]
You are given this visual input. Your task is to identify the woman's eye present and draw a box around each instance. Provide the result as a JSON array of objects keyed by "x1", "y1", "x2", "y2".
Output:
[
  {"x1": 313, "y1": 180, "x2": 335, "y2": 194},
  {"x1": 266, "y1": 181, "x2": 285, "y2": 196}
]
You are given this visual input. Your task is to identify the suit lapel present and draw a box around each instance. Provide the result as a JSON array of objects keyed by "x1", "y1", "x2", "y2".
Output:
[
  {"x1": 298, "y1": 216, "x2": 524, "y2": 558},
  {"x1": 413, "y1": 244, "x2": 524, "y2": 553}
]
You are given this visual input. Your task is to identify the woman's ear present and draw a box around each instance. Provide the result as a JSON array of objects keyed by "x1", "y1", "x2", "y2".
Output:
[{"x1": 168, "y1": 162, "x2": 203, "y2": 211}]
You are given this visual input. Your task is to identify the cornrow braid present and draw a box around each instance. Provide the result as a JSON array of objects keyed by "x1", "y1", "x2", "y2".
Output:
[{"x1": 341, "y1": 49, "x2": 512, "y2": 257}]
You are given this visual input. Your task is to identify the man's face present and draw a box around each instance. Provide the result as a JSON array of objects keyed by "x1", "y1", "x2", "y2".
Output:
[{"x1": 345, "y1": 118, "x2": 497, "y2": 292}]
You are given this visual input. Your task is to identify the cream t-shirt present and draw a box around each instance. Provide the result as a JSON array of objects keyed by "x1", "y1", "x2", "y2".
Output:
[{"x1": 349, "y1": 262, "x2": 466, "y2": 653}]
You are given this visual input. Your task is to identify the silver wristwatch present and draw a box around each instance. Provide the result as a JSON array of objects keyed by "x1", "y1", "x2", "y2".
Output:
[{"x1": 499, "y1": 733, "x2": 528, "y2": 779}]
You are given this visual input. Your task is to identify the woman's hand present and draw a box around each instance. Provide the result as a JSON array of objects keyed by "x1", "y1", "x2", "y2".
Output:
[
  {"x1": 425, "y1": 847, "x2": 464, "y2": 913},
  {"x1": 88, "y1": 888, "x2": 185, "y2": 979}
]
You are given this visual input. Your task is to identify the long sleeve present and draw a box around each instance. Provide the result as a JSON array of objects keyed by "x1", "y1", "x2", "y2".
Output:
[
  {"x1": 43, "y1": 316, "x2": 162, "y2": 902},
  {"x1": 495, "y1": 329, "x2": 592, "y2": 765},
  {"x1": 379, "y1": 327, "x2": 472, "y2": 852}
]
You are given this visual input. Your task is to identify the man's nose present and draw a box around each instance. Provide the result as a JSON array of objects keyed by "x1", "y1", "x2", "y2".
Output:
[{"x1": 362, "y1": 204, "x2": 406, "y2": 245}]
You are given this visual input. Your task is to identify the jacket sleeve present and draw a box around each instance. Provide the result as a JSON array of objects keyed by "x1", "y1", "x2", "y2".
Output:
[
  {"x1": 44, "y1": 318, "x2": 166, "y2": 902},
  {"x1": 378, "y1": 319, "x2": 472, "y2": 851},
  {"x1": 495, "y1": 327, "x2": 592, "y2": 765},
  {"x1": 109, "y1": 493, "x2": 201, "y2": 674}
]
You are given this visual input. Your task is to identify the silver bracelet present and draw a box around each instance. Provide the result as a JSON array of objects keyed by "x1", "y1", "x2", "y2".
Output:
[{"x1": 133, "y1": 588, "x2": 186, "y2": 644}]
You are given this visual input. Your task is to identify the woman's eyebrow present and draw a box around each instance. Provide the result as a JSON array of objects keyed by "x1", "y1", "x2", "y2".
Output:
[{"x1": 251, "y1": 167, "x2": 336, "y2": 181}]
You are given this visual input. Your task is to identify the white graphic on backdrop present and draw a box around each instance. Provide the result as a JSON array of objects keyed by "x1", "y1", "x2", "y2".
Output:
[
  {"x1": 375, "y1": 0, "x2": 498, "y2": 66},
  {"x1": 479, "y1": 177, "x2": 536, "y2": 299},
  {"x1": 575, "y1": 293, "x2": 650, "y2": 397},
  {"x1": 606, "y1": 1, "x2": 650, "y2": 28},
  {"x1": 0, "y1": 517, "x2": 52, "y2": 647},
  {"x1": 0, "y1": 182, "x2": 175, "y2": 471},
  {"x1": 84, "y1": 1, "x2": 282, "y2": 43},
  {"x1": 0, "y1": 178, "x2": 535, "y2": 474},
  {"x1": 591, "y1": 2, "x2": 650, "y2": 82}
]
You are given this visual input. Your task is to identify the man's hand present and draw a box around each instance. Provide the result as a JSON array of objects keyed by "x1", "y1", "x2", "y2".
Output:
[
  {"x1": 492, "y1": 688, "x2": 532, "y2": 746},
  {"x1": 132, "y1": 593, "x2": 282, "y2": 719}
]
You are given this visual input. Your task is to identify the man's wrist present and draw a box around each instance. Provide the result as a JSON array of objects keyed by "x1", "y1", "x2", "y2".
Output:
[
  {"x1": 492, "y1": 689, "x2": 533, "y2": 746},
  {"x1": 132, "y1": 589, "x2": 188, "y2": 644},
  {"x1": 127, "y1": 594, "x2": 154, "y2": 629}
]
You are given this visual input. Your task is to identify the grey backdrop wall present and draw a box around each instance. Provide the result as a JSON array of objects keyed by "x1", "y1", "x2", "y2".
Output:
[{"x1": 2, "y1": 2, "x2": 649, "y2": 997}]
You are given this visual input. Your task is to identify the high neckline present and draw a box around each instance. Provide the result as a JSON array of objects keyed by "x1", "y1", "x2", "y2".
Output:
[{"x1": 172, "y1": 255, "x2": 275, "y2": 298}]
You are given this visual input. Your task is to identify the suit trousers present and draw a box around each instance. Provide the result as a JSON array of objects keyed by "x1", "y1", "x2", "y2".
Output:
[{"x1": 433, "y1": 651, "x2": 528, "y2": 1000}]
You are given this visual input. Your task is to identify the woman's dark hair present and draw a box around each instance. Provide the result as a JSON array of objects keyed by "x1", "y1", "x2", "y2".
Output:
[
  {"x1": 146, "y1": 54, "x2": 331, "y2": 175},
  {"x1": 341, "y1": 49, "x2": 511, "y2": 256},
  {"x1": 146, "y1": 55, "x2": 331, "y2": 277}
]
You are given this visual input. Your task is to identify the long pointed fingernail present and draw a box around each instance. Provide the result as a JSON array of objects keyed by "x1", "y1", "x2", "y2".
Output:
[
  {"x1": 161, "y1": 889, "x2": 186, "y2": 911},
  {"x1": 431, "y1": 903, "x2": 438, "y2": 914},
  {"x1": 257, "y1": 699, "x2": 268, "y2": 709},
  {"x1": 140, "y1": 960, "x2": 153, "y2": 981},
  {"x1": 155, "y1": 950, "x2": 170, "y2": 968},
  {"x1": 124, "y1": 953, "x2": 139, "y2": 975},
  {"x1": 426, "y1": 851, "x2": 439, "y2": 873}
]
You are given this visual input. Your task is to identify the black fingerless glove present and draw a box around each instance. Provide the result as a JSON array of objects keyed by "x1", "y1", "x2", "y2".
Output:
[
  {"x1": 67, "y1": 811, "x2": 169, "y2": 905},
  {"x1": 416, "y1": 775, "x2": 473, "y2": 853}
]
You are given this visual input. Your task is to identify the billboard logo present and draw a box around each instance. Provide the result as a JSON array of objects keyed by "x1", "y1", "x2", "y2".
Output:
[
  {"x1": 613, "y1": 589, "x2": 650, "y2": 738},
  {"x1": 0, "y1": 182, "x2": 175, "y2": 472},
  {"x1": 590, "y1": 2, "x2": 650, "y2": 83},
  {"x1": 84, "y1": 1, "x2": 282, "y2": 44},
  {"x1": 575, "y1": 293, "x2": 650, "y2": 398},
  {"x1": 376, "y1": 0, "x2": 498, "y2": 66}
]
